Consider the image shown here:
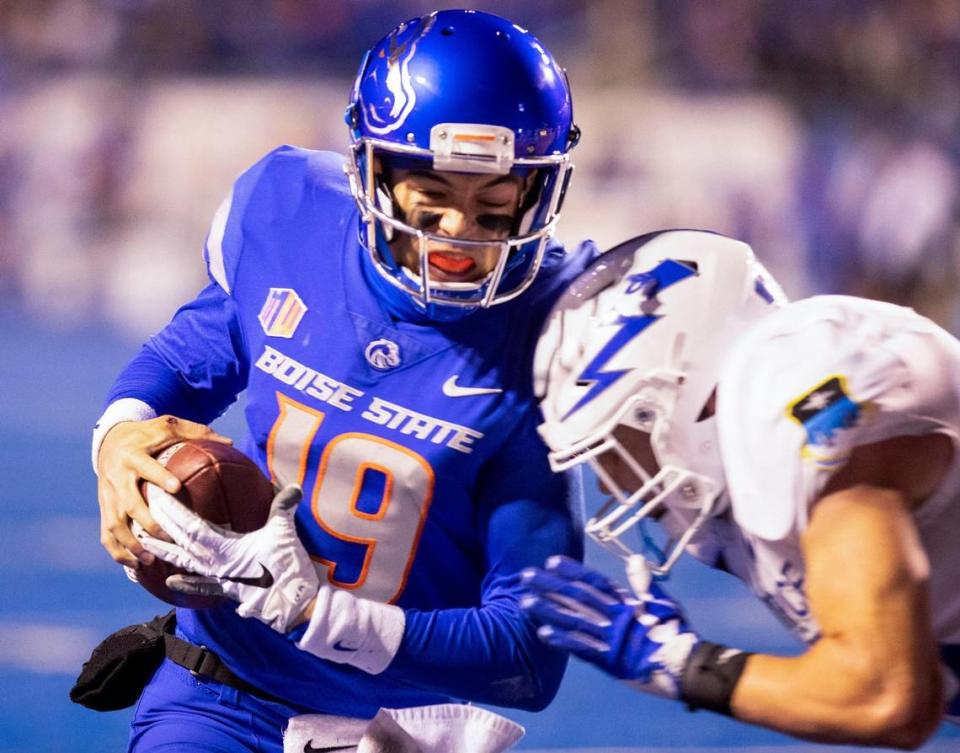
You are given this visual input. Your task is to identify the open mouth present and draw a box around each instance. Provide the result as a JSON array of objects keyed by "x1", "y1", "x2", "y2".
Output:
[{"x1": 428, "y1": 252, "x2": 478, "y2": 281}]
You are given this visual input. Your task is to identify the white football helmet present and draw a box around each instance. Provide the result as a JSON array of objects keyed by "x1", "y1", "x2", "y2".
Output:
[{"x1": 535, "y1": 230, "x2": 786, "y2": 576}]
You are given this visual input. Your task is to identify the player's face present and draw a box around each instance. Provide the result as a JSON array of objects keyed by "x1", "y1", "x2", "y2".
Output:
[
  {"x1": 387, "y1": 168, "x2": 526, "y2": 283},
  {"x1": 595, "y1": 424, "x2": 660, "y2": 498}
]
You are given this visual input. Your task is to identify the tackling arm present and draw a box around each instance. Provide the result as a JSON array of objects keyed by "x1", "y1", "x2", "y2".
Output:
[
  {"x1": 731, "y1": 434, "x2": 949, "y2": 748},
  {"x1": 520, "y1": 433, "x2": 950, "y2": 746}
]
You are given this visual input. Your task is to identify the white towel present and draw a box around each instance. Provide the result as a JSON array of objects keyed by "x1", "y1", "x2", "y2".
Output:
[
  {"x1": 284, "y1": 712, "x2": 368, "y2": 753},
  {"x1": 360, "y1": 704, "x2": 524, "y2": 753},
  {"x1": 284, "y1": 704, "x2": 524, "y2": 753}
]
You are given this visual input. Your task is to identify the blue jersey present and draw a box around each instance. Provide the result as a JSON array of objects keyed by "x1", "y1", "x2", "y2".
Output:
[{"x1": 107, "y1": 146, "x2": 596, "y2": 716}]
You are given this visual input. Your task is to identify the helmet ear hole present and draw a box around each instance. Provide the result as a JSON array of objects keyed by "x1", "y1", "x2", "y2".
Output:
[{"x1": 696, "y1": 388, "x2": 717, "y2": 422}]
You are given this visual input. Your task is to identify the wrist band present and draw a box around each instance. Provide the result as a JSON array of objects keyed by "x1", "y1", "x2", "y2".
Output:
[
  {"x1": 680, "y1": 641, "x2": 751, "y2": 716},
  {"x1": 91, "y1": 398, "x2": 157, "y2": 473}
]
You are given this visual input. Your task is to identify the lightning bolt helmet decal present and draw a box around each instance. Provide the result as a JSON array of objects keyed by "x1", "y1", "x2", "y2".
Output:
[{"x1": 562, "y1": 258, "x2": 697, "y2": 420}]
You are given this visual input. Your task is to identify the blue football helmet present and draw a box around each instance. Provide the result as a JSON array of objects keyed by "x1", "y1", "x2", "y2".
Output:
[{"x1": 345, "y1": 10, "x2": 579, "y2": 317}]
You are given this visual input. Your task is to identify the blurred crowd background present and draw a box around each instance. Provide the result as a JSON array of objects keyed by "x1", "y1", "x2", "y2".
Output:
[
  {"x1": 3, "y1": 0, "x2": 960, "y2": 338},
  {"x1": 4, "y1": 3, "x2": 960, "y2": 751}
]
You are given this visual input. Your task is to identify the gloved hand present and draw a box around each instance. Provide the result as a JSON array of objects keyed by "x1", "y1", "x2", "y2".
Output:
[
  {"x1": 519, "y1": 554, "x2": 699, "y2": 699},
  {"x1": 137, "y1": 485, "x2": 320, "y2": 633}
]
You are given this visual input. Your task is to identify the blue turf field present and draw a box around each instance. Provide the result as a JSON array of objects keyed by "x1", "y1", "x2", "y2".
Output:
[{"x1": 1, "y1": 309, "x2": 957, "y2": 752}]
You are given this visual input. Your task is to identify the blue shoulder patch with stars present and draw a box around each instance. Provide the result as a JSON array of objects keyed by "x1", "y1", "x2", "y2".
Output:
[{"x1": 786, "y1": 374, "x2": 864, "y2": 466}]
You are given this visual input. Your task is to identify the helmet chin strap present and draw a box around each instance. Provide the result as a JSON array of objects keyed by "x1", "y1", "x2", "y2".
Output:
[
  {"x1": 359, "y1": 242, "x2": 479, "y2": 324},
  {"x1": 374, "y1": 177, "x2": 396, "y2": 243},
  {"x1": 626, "y1": 554, "x2": 653, "y2": 596},
  {"x1": 513, "y1": 171, "x2": 542, "y2": 236}
]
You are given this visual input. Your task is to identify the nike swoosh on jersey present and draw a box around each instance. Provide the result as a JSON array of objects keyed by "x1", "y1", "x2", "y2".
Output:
[
  {"x1": 221, "y1": 563, "x2": 274, "y2": 588},
  {"x1": 332, "y1": 640, "x2": 360, "y2": 652},
  {"x1": 442, "y1": 375, "x2": 503, "y2": 397},
  {"x1": 303, "y1": 743, "x2": 355, "y2": 753}
]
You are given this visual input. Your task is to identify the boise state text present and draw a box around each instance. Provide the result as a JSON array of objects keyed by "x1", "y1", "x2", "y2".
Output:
[
  {"x1": 255, "y1": 345, "x2": 483, "y2": 454},
  {"x1": 110, "y1": 146, "x2": 595, "y2": 715}
]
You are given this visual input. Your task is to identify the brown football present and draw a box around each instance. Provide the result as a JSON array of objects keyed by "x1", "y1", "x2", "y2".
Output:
[{"x1": 136, "y1": 439, "x2": 275, "y2": 608}]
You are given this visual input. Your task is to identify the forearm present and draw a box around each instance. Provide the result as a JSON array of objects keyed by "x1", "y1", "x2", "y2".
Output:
[
  {"x1": 731, "y1": 485, "x2": 944, "y2": 748},
  {"x1": 387, "y1": 600, "x2": 567, "y2": 710},
  {"x1": 294, "y1": 433, "x2": 580, "y2": 708},
  {"x1": 294, "y1": 591, "x2": 567, "y2": 710},
  {"x1": 387, "y1": 451, "x2": 581, "y2": 708},
  {"x1": 106, "y1": 344, "x2": 205, "y2": 419},
  {"x1": 94, "y1": 344, "x2": 225, "y2": 471},
  {"x1": 731, "y1": 637, "x2": 942, "y2": 748}
]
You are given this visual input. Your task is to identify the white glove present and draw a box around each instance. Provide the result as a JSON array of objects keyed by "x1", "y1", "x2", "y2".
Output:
[{"x1": 138, "y1": 485, "x2": 320, "y2": 633}]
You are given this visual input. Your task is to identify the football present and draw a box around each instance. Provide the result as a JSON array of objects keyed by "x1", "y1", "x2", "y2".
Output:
[{"x1": 135, "y1": 439, "x2": 275, "y2": 608}]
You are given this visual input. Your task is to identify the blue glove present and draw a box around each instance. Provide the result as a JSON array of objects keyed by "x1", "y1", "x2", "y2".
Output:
[{"x1": 519, "y1": 554, "x2": 699, "y2": 699}]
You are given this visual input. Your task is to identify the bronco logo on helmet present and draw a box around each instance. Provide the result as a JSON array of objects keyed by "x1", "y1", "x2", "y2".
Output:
[{"x1": 363, "y1": 16, "x2": 436, "y2": 136}]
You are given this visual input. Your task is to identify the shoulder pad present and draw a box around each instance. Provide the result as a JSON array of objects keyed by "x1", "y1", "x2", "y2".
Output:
[
  {"x1": 203, "y1": 146, "x2": 347, "y2": 293},
  {"x1": 718, "y1": 297, "x2": 914, "y2": 539}
]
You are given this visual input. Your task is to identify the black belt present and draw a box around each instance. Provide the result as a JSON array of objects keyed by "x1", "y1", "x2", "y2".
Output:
[{"x1": 163, "y1": 633, "x2": 288, "y2": 706}]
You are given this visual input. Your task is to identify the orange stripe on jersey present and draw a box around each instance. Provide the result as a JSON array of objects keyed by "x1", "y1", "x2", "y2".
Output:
[{"x1": 266, "y1": 392, "x2": 324, "y2": 487}]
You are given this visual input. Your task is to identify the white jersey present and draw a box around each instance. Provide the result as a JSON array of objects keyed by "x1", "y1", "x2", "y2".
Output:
[{"x1": 709, "y1": 295, "x2": 960, "y2": 712}]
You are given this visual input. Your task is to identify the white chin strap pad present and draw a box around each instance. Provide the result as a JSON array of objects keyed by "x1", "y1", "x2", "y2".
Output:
[{"x1": 374, "y1": 180, "x2": 395, "y2": 242}]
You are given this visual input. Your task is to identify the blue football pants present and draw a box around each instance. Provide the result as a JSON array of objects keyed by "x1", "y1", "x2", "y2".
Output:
[{"x1": 129, "y1": 658, "x2": 305, "y2": 753}]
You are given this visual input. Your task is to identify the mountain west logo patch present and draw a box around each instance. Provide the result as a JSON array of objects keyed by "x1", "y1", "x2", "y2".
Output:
[
  {"x1": 787, "y1": 374, "x2": 865, "y2": 466},
  {"x1": 259, "y1": 288, "x2": 306, "y2": 339}
]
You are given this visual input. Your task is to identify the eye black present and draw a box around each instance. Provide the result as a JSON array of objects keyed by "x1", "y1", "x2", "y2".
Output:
[
  {"x1": 477, "y1": 214, "x2": 514, "y2": 233},
  {"x1": 410, "y1": 211, "x2": 442, "y2": 230}
]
